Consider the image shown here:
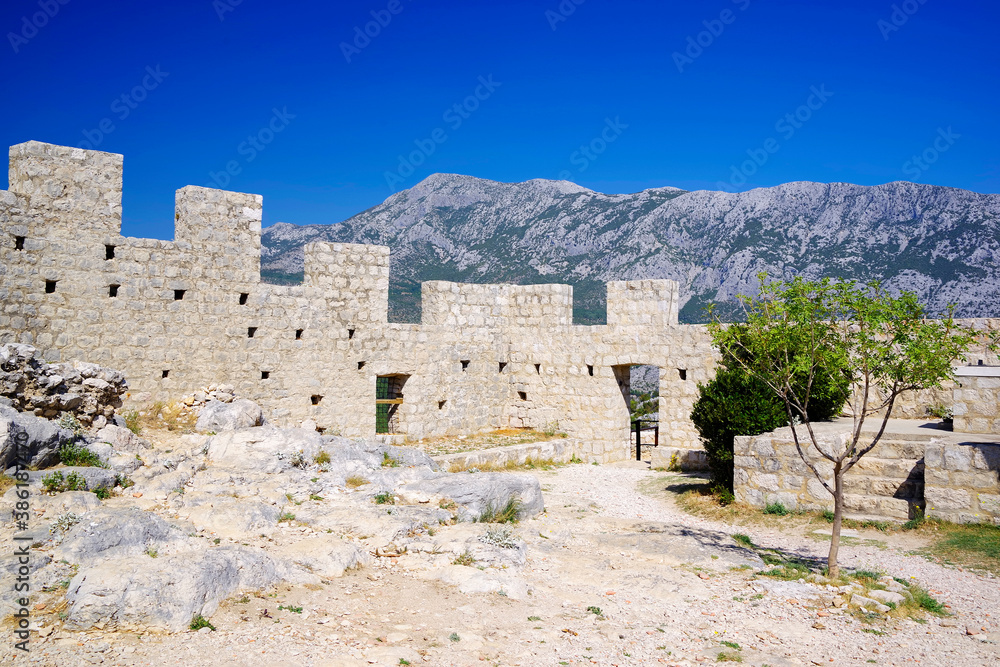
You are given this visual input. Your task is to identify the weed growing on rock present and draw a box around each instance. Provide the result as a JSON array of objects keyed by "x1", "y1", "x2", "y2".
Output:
[
  {"x1": 586, "y1": 606, "x2": 603, "y2": 616},
  {"x1": 57, "y1": 412, "x2": 85, "y2": 436},
  {"x1": 374, "y1": 492, "x2": 394, "y2": 505},
  {"x1": 289, "y1": 451, "x2": 307, "y2": 468},
  {"x1": 59, "y1": 441, "x2": 104, "y2": 467},
  {"x1": 122, "y1": 408, "x2": 142, "y2": 435},
  {"x1": 49, "y1": 512, "x2": 81, "y2": 542},
  {"x1": 314, "y1": 450, "x2": 331, "y2": 465},
  {"x1": 277, "y1": 604, "x2": 303, "y2": 613},
  {"x1": 382, "y1": 452, "x2": 401, "y2": 468},
  {"x1": 114, "y1": 473, "x2": 134, "y2": 489},
  {"x1": 345, "y1": 475, "x2": 369, "y2": 488},
  {"x1": 477, "y1": 497, "x2": 522, "y2": 523},
  {"x1": 732, "y1": 533, "x2": 754, "y2": 548},
  {"x1": 717, "y1": 650, "x2": 743, "y2": 662},
  {"x1": 449, "y1": 632, "x2": 460, "y2": 642},
  {"x1": 479, "y1": 525, "x2": 518, "y2": 549},
  {"x1": 145, "y1": 547, "x2": 158, "y2": 558},
  {"x1": 189, "y1": 615, "x2": 215, "y2": 631},
  {"x1": 452, "y1": 550, "x2": 476, "y2": 566},
  {"x1": 41, "y1": 471, "x2": 88, "y2": 494},
  {"x1": 93, "y1": 486, "x2": 111, "y2": 500}
]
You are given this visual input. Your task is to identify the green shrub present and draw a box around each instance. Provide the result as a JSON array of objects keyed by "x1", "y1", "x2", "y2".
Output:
[
  {"x1": 41, "y1": 470, "x2": 89, "y2": 494},
  {"x1": 93, "y1": 486, "x2": 111, "y2": 500},
  {"x1": 190, "y1": 614, "x2": 215, "y2": 631},
  {"x1": 374, "y1": 492, "x2": 394, "y2": 505},
  {"x1": 691, "y1": 363, "x2": 848, "y2": 491},
  {"x1": 763, "y1": 502, "x2": 789, "y2": 516},
  {"x1": 59, "y1": 441, "x2": 104, "y2": 468}
]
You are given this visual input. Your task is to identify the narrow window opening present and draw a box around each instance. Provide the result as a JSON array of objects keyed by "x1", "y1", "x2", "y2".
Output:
[
  {"x1": 161, "y1": 370, "x2": 169, "y2": 379},
  {"x1": 247, "y1": 327, "x2": 257, "y2": 338},
  {"x1": 348, "y1": 328, "x2": 355, "y2": 340},
  {"x1": 311, "y1": 395, "x2": 323, "y2": 405},
  {"x1": 174, "y1": 289, "x2": 185, "y2": 301},
  {"x1": 534, "y1": 363, "x2": 541, "y2": 374},
  {"x1": 14, "y1": 236, "x2": 25, "y2": 250},
  {"x1": 109, "y1": 284, "x2": 120, "y2": 298},
  {"x1": 461, "y1": 360, "x2": 470, "y2": 371},
  {"x1": 295, "y1": 329, "x2": 304, "y2": 340},
  {"x1": 518, "y1": 391, "x2": 527, "y2": 401},
  {"x1": 105, "y1": 245, "x2": 115, "y2": 260},
  {"x1": 498, "y1": 362, "x2": 507, "y2": 373},
  {"x1": 261, "y1": 371, "x2": 270, "y2": 380},
  {"x1": 357, "y1": 361, "x2": 366, "y2": 370},
  {"x1": 45, "y1": 280, "x2": 57, "y2": 294},
  {"x1": 438, "y1": 400, "x2": 446, "y2": 410},
  {"x1": 678, "y1": 368, "x2": 687, "y2": 381},
  {"x1": 239, "y1": 292, "x2": 248, "y2": 305},
  {"x1": 587, "y1": 364, "x2": 594, "y2": 376}
]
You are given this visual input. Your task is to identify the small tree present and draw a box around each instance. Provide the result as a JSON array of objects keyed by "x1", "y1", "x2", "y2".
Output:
[{"x1": 708, "y1": 275, "x2": 985, "y2": 577}]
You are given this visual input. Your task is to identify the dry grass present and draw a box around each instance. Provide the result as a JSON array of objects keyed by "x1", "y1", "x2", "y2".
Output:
[
  {"x1": 447, "y1": 456, "x2": 563, "y2": 474},
  {"x1": 412, "y1": 428, "x2": 566, "y2": 457},
  {"x1": 345, "y1": 475, "x2": 369, "y2": 488},
  {"x1": 136, "y1": 401, "x2": 198, "y2": 434},
  {"x1": 0, "y1": 475, "x2": 15, "y2": 494}
]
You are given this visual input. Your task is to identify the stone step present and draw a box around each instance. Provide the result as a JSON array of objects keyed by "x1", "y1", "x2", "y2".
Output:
[{"x1": 843, "y1": 493, "x2": 917, "y2": 520}]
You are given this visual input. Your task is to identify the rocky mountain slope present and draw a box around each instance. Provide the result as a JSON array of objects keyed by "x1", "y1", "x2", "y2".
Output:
[{"x1": 261, "y1": 176, "x2": 1000, "y2": 323}]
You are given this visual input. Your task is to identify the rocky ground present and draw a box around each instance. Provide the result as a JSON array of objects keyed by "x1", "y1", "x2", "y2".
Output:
[{"x1": 4, "y1": 427, "x2": 1000, "y2": 667}]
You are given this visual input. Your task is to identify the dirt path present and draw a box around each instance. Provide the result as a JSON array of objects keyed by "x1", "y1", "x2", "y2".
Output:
[{"x1": 12, "y1": 462, "x2": 1000, "y2": 666}]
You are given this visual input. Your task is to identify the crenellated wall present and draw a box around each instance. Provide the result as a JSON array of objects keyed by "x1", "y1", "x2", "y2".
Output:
[{"x1": 0, "y1": 141, "x2": 714, "y2": 462}]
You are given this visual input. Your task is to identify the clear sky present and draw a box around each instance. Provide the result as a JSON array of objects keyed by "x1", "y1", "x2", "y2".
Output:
[{"x1": 1, "y1": 0, "x2": 997, "y2": 239}]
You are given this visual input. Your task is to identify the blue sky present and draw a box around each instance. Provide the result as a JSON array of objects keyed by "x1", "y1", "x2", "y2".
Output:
[{"x1": 1, "y1": 0, "x2": 997, "y2": 239}]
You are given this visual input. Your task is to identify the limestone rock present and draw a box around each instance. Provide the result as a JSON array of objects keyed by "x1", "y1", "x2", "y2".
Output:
[
  {"x1": 0, "y1": 405, "x2": 74, "y2": 471},
  {"x1": 205, "y1": 426, "x2": 323, "y2": 472},
  {"x1": 94, "y1": 424, "x2": 150, "y2": 452},
  {"x1": 181, "y1": 498, "x2": 281, "y2": 539},
  {"x1": 397, "y1": 472, "x2": 543, "y2": 521},
  {"x1": 0, "y1": 344, "x2": 127, "y2": 425},
  {"x1": 196, "y1": 398, "x2": 265, "y2": 433},
  {"x1": 53, "y1": 507, "x2": 191, "y2": 566},
  {"x1": 273, "y1": 535, "x2": 369, "y2": 578},
  {"x1": 65, "y1": 546, "x2": 306, "y2": 632}
]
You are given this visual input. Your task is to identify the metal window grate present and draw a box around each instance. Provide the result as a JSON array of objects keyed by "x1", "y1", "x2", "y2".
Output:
[{"x1": 376, "y1": 376, "x2": 390, "y2": 434}]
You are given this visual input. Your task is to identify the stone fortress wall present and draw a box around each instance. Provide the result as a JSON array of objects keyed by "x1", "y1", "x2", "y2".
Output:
[{"x1": 0, "y1": 141, "x2": 716, "y2": 463}]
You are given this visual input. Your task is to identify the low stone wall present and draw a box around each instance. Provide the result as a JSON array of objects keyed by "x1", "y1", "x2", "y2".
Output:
[
  {"x1": 431, "y1": 438, "x2": 583, "y2": 470},
  {"x1": 953, "y1": 368, "x2": 1000, "y2": 434},
  {"x1": 734, "y1": 427, "x2": 927, "y2": 520},
  {"x1": 925, "y1": 442, "x2": 1000, "y2": 525}
]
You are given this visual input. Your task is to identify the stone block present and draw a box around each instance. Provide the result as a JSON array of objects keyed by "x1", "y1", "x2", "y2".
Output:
[
  {"x1": 977, "y1": 494, "x2": 1000, "y2": 515},
  {"x1": 942, "y1": 445, "x2": 973, "y2": 472},
  {"x1": 925, "y1": 487, "x2": 972, "y2": 511}
]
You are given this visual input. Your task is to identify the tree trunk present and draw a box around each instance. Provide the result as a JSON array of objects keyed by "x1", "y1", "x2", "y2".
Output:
[{"x1": 828, "y1": 462, "x2": 844, "y2": 578}]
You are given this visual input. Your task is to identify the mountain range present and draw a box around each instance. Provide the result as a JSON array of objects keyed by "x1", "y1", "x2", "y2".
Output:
[{"x1": 260, "y1": 176, "x2": 1000, "y2": 324}]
